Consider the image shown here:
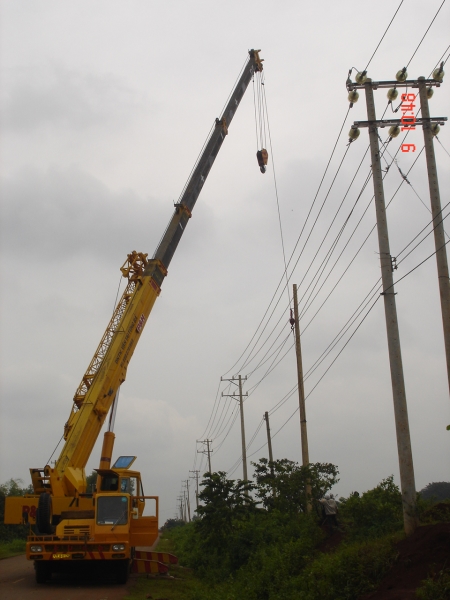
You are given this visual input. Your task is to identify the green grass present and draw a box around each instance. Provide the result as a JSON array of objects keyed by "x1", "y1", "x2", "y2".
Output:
[{"x1": 0, "y1": 539, "x2": 26, "y2": 559}]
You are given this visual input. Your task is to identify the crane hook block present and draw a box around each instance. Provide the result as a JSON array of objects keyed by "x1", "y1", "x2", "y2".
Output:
[{"x1": 256, "y1": 149, "x2": 268, "y2": 174}]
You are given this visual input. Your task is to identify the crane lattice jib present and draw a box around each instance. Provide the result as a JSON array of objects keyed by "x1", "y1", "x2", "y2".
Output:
[
  {"x1": 72, "y1": 252, "x2": 148, "y2": 409},
  {"x1": 50, "y1": 50, "x2": 263, "y2": 494}
]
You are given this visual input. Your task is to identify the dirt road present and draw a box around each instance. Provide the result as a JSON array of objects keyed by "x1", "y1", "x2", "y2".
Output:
[
  {"x1": 0, "y1": 536, "x2": 162, "y2": 600},
  {"x1": 0, "y1": 554, "x2": 135, "y2": 600}
]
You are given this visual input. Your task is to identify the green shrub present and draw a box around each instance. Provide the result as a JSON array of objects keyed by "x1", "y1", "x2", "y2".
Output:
[
  {"x1": 338, "y1": 476, "x2": 403, "y2": 539},
  {"x1": 416, "y1": 568, "x2": 450, "y2": 600},
  {"x1": 291, "y1": 536, "x2": 398, "y2": 600}
]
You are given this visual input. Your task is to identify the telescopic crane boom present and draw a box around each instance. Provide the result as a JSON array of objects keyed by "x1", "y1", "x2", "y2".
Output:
[{"x1": 5, "y1": 51, "x2": 264, "y2": 583}]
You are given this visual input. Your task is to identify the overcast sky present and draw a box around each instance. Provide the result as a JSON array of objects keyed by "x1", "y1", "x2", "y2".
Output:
[{"x1": 1, "y1": 0, "x2": 449, "y2": 523}]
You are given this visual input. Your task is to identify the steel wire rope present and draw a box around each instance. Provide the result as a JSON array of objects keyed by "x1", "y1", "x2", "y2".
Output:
[
  {"x1": 217, "y1": 129, "x2": 403, "y2": 414},
  {"x1": 176, "y1": 54, "x2": 248, "y2": 206},
  {"x1": 234, "y1": 132, "x2": 391, "y2": 377},
  {"x1": 262, "y1": 70, "x2": 292, "y2": 311},
  {"x1": 234, "y1": 143, "x2": 354, "y2": 376},
  {"x1": 221, "y1": 129, "x2": 390, "y2": 384},
  {"x1": 224, "y1": 163, "x2": 450, "y2": 468},
  {"x1": 221, "y1": 106, "x2": 352, "y2": 377},
  {"x1": 196, "y1": 46, "x2": 448, "y2": 466}
]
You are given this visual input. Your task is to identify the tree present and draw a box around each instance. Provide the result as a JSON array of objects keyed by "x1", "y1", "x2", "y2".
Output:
[
  {"x1": 195, "y1": 472, "x2": 256, "y2": 542},
  {"x1": 252, "y1": 459, "x2": 339, "y2": 514},
  {"x1": 338, "y1": 476, "x2": 403, "y2": 538},
  {"x1": 419, "y1": 482, "x2": 450, "y2": 502}
]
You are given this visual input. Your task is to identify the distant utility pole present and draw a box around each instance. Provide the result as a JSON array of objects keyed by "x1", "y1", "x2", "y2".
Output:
[
  {"x1": 222, "y1": 375, "x2": 249, "y2": 484},
  {"x1": 418, "y1": 75, "x2": 450, "y2": 401},
  {"x1": 190, "y1": 470, "x2": 200, "y2": 510},
  {"x1": 183, "y1": 480, "x2": 191, "y2": 522},
  {"x1": 292, "y1": 284, "x2": 310, "y2": 468},
  {"x1": 264, "y1": 411, "x2": 274, "y2": 464},
  {"x1": 197, "y1": 439, "x2": 213, "y2": 474},
  {"x1": 345, "y1": 70, "x2": 448, "y2": 534},
  {"x1": 177, "y1": 495, "x2": 183, "y2": 521}
]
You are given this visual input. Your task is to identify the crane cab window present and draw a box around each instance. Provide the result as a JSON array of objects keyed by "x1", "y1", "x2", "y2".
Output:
[
  {"x1": 100, "y1": 475, "x2": 119, "y2": 491},
  {"x1": 97, "y1": 496, "x2": 128, "y2": 525}
]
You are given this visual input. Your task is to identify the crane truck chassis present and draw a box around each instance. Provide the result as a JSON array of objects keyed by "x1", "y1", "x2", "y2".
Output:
[{"x1": 4, "y1": 49, "x2": 264, "y2": 584}]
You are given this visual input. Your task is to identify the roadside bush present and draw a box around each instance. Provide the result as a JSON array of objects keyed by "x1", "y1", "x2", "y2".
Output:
[
  {"x1": 338, "y1": 476, "x2": 403, "y2": 539},
  {"x1": 291, "y1": 535, "x2": 398, "y2": 600},
  {"x1": 416, "y1": 568, "x2": 450, "y2": 600}
]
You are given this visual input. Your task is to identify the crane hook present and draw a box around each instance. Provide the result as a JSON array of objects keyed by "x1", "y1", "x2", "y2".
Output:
[{"x1": 256, "y1": 149, "x2": 268, "y2": 174}]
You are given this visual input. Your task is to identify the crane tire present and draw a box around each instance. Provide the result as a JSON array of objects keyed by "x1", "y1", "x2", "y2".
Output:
[
  {"x1": 35, "y1": 561, "x2": 52, "y2": 583},
  {"x1": 36, "y1": 493, "x2": 53, "y2": 534},
  {"x1": 116, "y1": 559, "x2": 130, "y2": 584}
]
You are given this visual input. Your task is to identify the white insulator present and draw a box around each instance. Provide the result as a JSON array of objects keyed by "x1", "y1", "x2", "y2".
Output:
[
  {"x1": 426, "y1": 87, "x2": 434, "y2": 99},
  {"x1": 388, "y1": 125, "x2": 401, "y2": 138},
  {"x1": 431, "y1": 123, "x2": 440, "y2": 136},
  {"x1": 396, "y1": 69, "x2": 408, "y2": 82},
  {"x1": 387, "y1": 88, "x2": 398, "y2": 102},
  {"x1": 348, "y1": 127, "x2": 360, "y2": 141},
  {"x1": 355, "y1": 72, "x2": 367, "y2": 84},
  {"x1": 433, "y1": 67, "x2": 444, "y2": 82},
  {"x1": 348, "y1": 90, "x2": 359, "y2": 103}
]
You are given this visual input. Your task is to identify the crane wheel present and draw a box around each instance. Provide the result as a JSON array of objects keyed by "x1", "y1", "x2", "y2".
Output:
[
  {"x1": 36, "y1": 493, "x2": 53, "y2": 534},
  {"x1": 116, "y1": 559, "x2": 130, "y2": 584},
  {"x1": 35, "y1": 561, "x2": 52, "y2": 583}
]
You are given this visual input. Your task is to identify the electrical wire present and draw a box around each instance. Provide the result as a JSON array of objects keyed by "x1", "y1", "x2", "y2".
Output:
[
  {"x1": 364, "y1": 0, "x2": 405, "y2": 71},
  {"x1": 221, "y1": 105, "x2": 352, "y2": 377},
  {"x1": 405, "y1": 0, "x2": 447, "y2": 68},
  {"x1": 263, "y1": 74, "x2": 292, "y2": 310}
]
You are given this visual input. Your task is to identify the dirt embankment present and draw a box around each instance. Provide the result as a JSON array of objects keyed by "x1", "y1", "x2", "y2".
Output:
[{"x1": 359, "y1": 521, "x2": 450, "y2": 600}]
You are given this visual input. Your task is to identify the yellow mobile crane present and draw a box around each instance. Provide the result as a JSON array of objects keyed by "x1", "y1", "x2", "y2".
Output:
[{"x1": 5, "y1": 49, "x2": 264, "y2": 584}]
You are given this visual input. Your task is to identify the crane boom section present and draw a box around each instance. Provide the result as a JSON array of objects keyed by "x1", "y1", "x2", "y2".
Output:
[
  {"x1": 44, "y1": 50, "x2": 263, "y2": 497},
  {"x1": 154, "y1": 49, "x2": 262, "y2": 269}
]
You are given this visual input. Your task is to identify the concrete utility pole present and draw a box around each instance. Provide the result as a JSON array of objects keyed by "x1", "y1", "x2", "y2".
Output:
[
  {"x1": 418, "y1": 76, "x2": 450, "y2": 400},
  {"x1": 184, "y1": 480, "x2": 191, "y2": 522},
  {"x1": 365, "y1": 80, "x2": 417, "y2": 535},
  {"x1": 197, "y1": 439, "x2": 213, "y2": 474},
  {"x1": 190, "y1": 470, "x2": 200, "y2": 510},
  {"x1": 293, "y1": 284, "x2": 310, "y2": 468},
  {"x1": 222, "y1": 375, "x2": 249, "y2": 483},
  {"x1": 264, "y1": 411, "x2": 274, "y2": 464}
]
